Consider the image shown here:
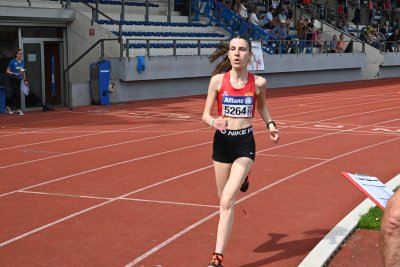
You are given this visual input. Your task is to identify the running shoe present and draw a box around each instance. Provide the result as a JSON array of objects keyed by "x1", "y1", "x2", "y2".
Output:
[
  {"x1": 5, "y1": 106, "x2": 13, "y2": 114},
  {"x1": 17, "y1": 109, "x2": 24, "y2": 116},
  {"x1": 208, "y1": 253, "x2": 224, "y2": 267},
  {"x1": 240, "y1": 173, "x2": 250, "y2": 192}
]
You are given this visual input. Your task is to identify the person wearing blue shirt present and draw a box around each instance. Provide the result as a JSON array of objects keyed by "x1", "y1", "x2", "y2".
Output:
[
  {"x1": 272, "y1": 20, "x2": 289, "y2": 53},
  {"x1": 5, "y1": 48, "x2": 28, "y2": 115},
  {"x1": 272, "y1": 20, "x2": 288, "y2": 40}
]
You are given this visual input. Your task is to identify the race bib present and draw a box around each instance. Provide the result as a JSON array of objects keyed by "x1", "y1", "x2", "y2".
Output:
[{"x1": 222, "y1": 95, "x2": 253, "y2": 117}]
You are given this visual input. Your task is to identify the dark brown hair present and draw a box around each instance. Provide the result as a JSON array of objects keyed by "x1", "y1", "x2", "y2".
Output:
[
  {"x1": 209, "y1": 35, "x2": 252, "y2": 76},
  {"x1": 14, "y1": 49, "x2": 22, "y2": 57}
]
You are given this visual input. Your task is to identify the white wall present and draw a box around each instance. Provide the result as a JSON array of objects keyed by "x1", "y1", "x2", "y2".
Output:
[{"x1": 81, "y1": 53, "x2": 367, "y2": 104}]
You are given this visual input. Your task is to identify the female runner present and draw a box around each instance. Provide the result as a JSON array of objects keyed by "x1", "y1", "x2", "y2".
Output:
[{"x1": 202, "y1": 35, "x2": 280, "y2": 266}]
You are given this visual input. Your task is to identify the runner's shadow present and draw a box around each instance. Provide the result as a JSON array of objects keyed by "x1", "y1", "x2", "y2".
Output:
[{"x1": 239, "y1": 229, "x2": 329, "y2": 267}]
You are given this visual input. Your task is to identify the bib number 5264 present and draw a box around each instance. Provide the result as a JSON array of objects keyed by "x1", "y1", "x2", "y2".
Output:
[{"x1": 224, "y1": 106, "x2": 247, "y2": 116}]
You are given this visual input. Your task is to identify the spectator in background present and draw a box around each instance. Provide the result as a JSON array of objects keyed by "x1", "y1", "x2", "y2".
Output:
[
  {"x1": 272, "y1": 19, "x2": 288, "y2": 40},
  {"x1": 272, "y1": 19, "x2": 289, "y2": 53},
  {"x1": 260, "y1": 6, "x2": 274, "y2": 29},
  {"x1": 306, "y1": 17, "x2": 316, "y2": 41},
  {"x1": 382, "y1": 0, "x2": 391, "y2": 20},
  {"x1": 374, "y1": 28, "x2": 386, "y2": 50},
  {"x1": 386, "y1": 28, "x2": 400, "y2": 52},
  {"x1": 329, "y1": 34, "x2": 338, "y2": 52},
  {"x1": 337, "y1": 3, "x2": 344, "y2": 21},
  {"x1": 362, "y1": 26, "x2": 376, "y2": 46},
  {"x1": 271, "y1": 0, "x2": 280, "y2": 10},
  {"x1": 5, "y1": 48, "x2": 28, "y2": 116},
  {"x1": 352, "y1": 5, "x2": 361, "y2": 28},
  {"x1": 336, "y1": 33, "x2": 346, "y2": 52},
  {"x1": 223, "y1": 0, "x2": 233, "y2": 9},
  {"x1": 365, "y1": 27, "x2": 382, "y2": 49},
  {"x1": 312, "y1": 28, "x2": 324, "y2": 51},
  {"x1": 303, "y1": 0, "x2": 312, "y2": 12},
  {"x1": 271, "y1": 14, "x2": 281, "y2": 29},
  {"x1": 296, "y1": 14, "x2": 308, "y2": 53},
  {"x1": 238, "y1": 0, "x2": 249, "y2": 21},
  {"x1": 280, "y1": 5, "x2": 291, "y2": 20},
  {"x1": 248, "y1": 6, "x2": 259, "y2": 25},
  {"x1": 278, "y1": 9, "x2": 287, "y2": 21},
  {"x1": 341, "y1": 19, "x2": 349, "y2": 34},
  {"x1": 378, "y1": 20, "x2": 388, "y2": 35},
  {"x1": 368, "y1": 0, "x2": 376, "y2": 25}
]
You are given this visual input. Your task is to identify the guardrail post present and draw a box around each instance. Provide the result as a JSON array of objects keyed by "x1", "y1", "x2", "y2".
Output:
[
  {"x1": 101, "y1": 40, "x2": 104, "y2": 61},
  {"x1": 121, "y1": 0, "x2": 125, "y2": 21},
  {"x1": 197, "y1": 40, "x2": 201, "y2": 56},
  {"x1": 94, "y1": 0, "x2": 99, "y2": 21},
  {"x1": 145, "y1": 0, "x2": 149, "y2": 22},
  {"x1": 188, "y1": 0, "x2": 192, "y2": 23},
  {"x1": 146, "y1": 40, "x2": 150, "y2": 57},
  {"x1": 167, "y1": 0, "x2": 171, "y2": 23},
  {"x1": 119, "y1": 37, "x2": 123, "y2": 61},
  {"x1": 91, "y1": 9, "x2": 95, "y2": 25},
  {"x1": 126, "y1": 39, "x2": 130, "y2": 61}
]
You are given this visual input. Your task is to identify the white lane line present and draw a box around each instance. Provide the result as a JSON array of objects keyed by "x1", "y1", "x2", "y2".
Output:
[
  {"x1": 121, "y1": 198, "x2": 219, "y2": 209},
  {"x1": 23, "y1": 150, "x2": 65, "y2": 156},
  {"x1": 0, "y1": 115, "x2": 124, "y2": 138},
  {"x1": 256, "y1": 154, "x2": 328, "y2": 161},
  {"x1": 266, "y1": 85, "x2": 398, "y2": 104},
  {"x1": 269, "y1": 91, "x2": 396, "y2": 109},
  {"x1": 125, "y1": 135, "x2": 400, "y2": 266},
  {"x1": 19, "y1": 191, "x2": 219, "y2": 208},
  {"x1": 0, "y1": 165, "x2": 212, "y2": 247},
  {"x1": 125, "y1": 210, "x2": 221, "y2": 267},
  {"x1": 276, "y1": 98, "x2": 399, "y2": 119},
  {"x1": 0, "y1": 123, "x2": 164, "y2": 152},
  {"x1": 314, "y1": 124, "x2": 345, "y2": 129},
  {"x1": 19, "y1": 190, "x2": 112, "y2": 201},
  {"x1": 0, "y1": 143, "x2": 212, "y2": 198},
  {"x1": 373, "y1": 128, "x2": 400, "y2": 133},
  {"x1": 0, "y1": 127, "x2": 207, "y2": 170}
]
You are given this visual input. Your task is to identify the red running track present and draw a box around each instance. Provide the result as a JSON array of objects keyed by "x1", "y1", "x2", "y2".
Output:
[{"x1": 0, "y1": 78, "x2": 399, "y2": 266}]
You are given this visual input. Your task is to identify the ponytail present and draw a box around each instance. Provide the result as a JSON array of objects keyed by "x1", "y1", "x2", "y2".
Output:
[{"x1": 209, "y1": 43, "x2": 231, "y2": 76}]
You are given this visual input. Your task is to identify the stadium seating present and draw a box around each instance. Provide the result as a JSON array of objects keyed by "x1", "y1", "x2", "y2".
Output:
[{"x1": 59, "y1": 0, "x2": 227, "y2": 56}]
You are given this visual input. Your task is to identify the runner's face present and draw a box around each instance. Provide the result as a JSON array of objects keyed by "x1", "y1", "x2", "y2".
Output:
[{"x1": 228, "y1": 38, "x2": 251, "y2": 69}]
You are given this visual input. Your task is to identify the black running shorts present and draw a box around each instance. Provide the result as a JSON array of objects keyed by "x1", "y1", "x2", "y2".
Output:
[{"x1": 212, "y1": 127, "x2": 256, "y2": 163}]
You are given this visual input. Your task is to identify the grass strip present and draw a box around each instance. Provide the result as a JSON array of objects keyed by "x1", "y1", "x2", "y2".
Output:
[{"x1": 357, "y1": 206, "x2": 383, "y2": 230}]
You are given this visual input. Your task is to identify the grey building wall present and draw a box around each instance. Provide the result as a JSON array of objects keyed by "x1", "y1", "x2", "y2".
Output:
[
  {"x1": 379, "y1": 53, "x2": 400, "y2": 79},
  {"x1": 80, "y1": 53, "x2": 366, "y2": 104}
]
